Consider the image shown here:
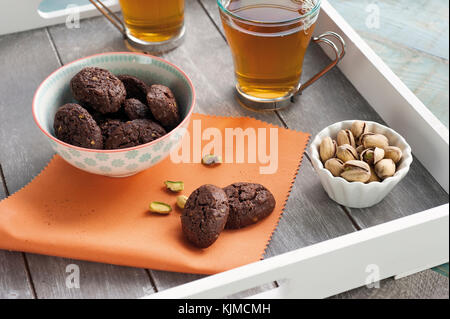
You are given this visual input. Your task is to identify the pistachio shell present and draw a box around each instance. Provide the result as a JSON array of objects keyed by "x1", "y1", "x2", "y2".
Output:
[
  {"x1": 341, "y1": 160, "x2": 371, "y2": 183},
  {"x1": 337, "y1": 129, "x2": 356, "y2": 148},
  {"x1": 325, "y1": 158, "x2": 345, "y2": 177},
  {"x1": 375, "y1": 159, "x2": 396, "y2": 179},
  {"x1": 351, "y1": 121, "x2": 369, "y2": 140},
  {"x1": 356, "y1": 145, "x2": 365, "y2": 155},
  {"x1": 360, "y1": 147, "x2": 385, "y2": 165},
  {"x1": 336, "y1": 144, "x2": 358, "y2": 162},
  {"x1": 360, "y1": 133, "x2": 389, "y2": 149},
  {"x1": 367, "y1": 166, "x2": 381, "y2": 183},
  {"x1": 384, "y1": 146, "x2": 403, "y2": 164},
  {"x1": 320, "y1": 137, "x2": 337, "y2": 162}
]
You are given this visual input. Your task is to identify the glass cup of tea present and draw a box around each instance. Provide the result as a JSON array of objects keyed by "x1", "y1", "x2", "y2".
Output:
[
  {"x1": 90, "y1": 0, "x2": 185, "y2": 53},
  {"x1": 217, "y1": 0, "x2": 345, "y2": 111}
]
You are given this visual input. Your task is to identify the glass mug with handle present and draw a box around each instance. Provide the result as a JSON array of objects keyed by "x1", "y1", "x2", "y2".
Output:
[
  {"x1": 218, "y1": 0, "x2": 345, "y2": 111},
  {"x1": 89, "y1": 0, "x2": 185, "y2": 53}
]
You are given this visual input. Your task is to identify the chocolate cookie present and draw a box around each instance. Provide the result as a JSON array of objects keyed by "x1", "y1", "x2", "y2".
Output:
[
  {"x1": 146, "y1": 84, "x2": 180, "y2": 130},
  {"x1": 123, "y1": 98, "x2": 152, "y2": 120},
  {"x1": 118, "y1": 74, "x2": 149, "y2": 104},
  {"x1": 53, "y1": 103, "x2": 103, "y2": 149},
  {"x1": 223, "y1": 182, "x2": 276, "y2": 229},
  {"x1": 99, "y1": 118, "x2": 122, "y2": 137},
  {"x1": 70, "y1": 67, "x2": 126, "y2": 114},
  {"x1": 101, "y1": 119, "x2": 166, "y2": 150},
  {"x1": 181, "y1": 185, "x2": 230, "y2": 248}
]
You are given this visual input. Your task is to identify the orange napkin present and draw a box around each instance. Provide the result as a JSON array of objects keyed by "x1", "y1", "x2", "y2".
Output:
[{"x1": 0, "y1": 114, "x2": 309, "y2": 274}]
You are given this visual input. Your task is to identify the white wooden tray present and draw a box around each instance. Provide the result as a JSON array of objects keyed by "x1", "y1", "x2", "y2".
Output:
[{"x1": 143, "y1": 0, "x2": 449, "y2": 299}]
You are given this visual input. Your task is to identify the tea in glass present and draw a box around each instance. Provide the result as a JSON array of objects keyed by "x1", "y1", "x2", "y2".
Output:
[
  {"x1": 219, "y1": 0, "x2": 320, "y2": 101},
  {"x1": 119, "y1": 0, "x2": 185, "y2": 44}
]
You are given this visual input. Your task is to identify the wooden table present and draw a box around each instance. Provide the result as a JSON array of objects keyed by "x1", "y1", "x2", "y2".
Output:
[{"x1": 0, "y1": 0, "x2": 448, "y2": 299}]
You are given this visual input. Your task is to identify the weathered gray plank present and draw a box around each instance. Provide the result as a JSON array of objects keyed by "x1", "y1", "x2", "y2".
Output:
[
  {"x1": 0, "y1": 251, "x2": 34, "y2": 299},
  {"x1": 332, "y1": 269, "x2": 449, "y2": 299},
  {"x1": 0, "y1": 28, "x2": 154, "y2": 299},
  {"x1": 0, "y1": 29, "x2": 59, "y2": 193},
  {"x1": 199, "y1": 0, "x2": 224, "y2": 35},
  {"x1": 348, "y1": 160, "x2": 449, "y2": 228},
  {"x1": 25, "y1": 254, "x2": 154, "y2": 299},
  {"x1": 265, "y1": 159, "x2": 357, "y2": 257},
  {"x1": 0, "y1": 30, "x2": 53, "y2": 301},
  {"x1": 0, "y1": 170, "x2": 5, "y2": 199}
]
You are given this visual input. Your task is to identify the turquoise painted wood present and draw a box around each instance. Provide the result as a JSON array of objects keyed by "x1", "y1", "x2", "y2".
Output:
[{"x1": 328, "y1": 0, "x2": 449, "y2": 128}]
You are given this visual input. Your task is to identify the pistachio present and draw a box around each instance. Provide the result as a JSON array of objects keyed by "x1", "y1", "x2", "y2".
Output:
[
  {"x1": 336, "y1": 144, "x2": 358, "y2": 162},
  {"x1": 360, "y1": 133, "x2": 389, "y2": 149},
  {"x1": 164, "y1": 181, "x2": 184, "y2": 192},
  {"x1": 384, "y1": 146, "x2": 403, "y2": 164},
  {"x1": 319, "y1": 137, "x2": 337, "y2": 162},
  {"x1": 367, "y1": 165, "x2": 381, "y2": 183},
  {"x1": 149, "y1": 202, "x2": 172, "y2": 215},
  {"x1": 325, "y1": 158, "x2": 345, "y2": 177},
  {"x1": 176, "y1": 195, "x2": 188, "y2": 209},
  {"x1": 356, "y1": 145, "x2": 365, "y2": 155},
  {"x1": 337, "y1": 129, "x2": 356, "y2": 148},
  {"x1": 351, "y1": 121, "x2": 369, "y2": 141},
  {"x1": 202, "y1": 154, "x2": 222, "y2": 166},
  {"x1": 360, "y1": 147, "x2": 385, "y2": 166},
  {"x1": 375, "y1": 159, "x2": 396, "y2": 179},
  {"x1": 340, "y1": 160, "x2": 371, "y2": 183}
]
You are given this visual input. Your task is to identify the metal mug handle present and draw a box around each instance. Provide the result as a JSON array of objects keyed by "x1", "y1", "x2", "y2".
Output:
[
  {"x1": 88, "y1": 0, "x2": 127, "y2": 37},
  {"x1": 294, "y1": 31, "x2": 346, "y2": 97}
]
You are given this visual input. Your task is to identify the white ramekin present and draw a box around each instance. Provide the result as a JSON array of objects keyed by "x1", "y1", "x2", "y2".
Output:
[{"x1": 310, "y1": 121, "x2": 413, "y2": 208}]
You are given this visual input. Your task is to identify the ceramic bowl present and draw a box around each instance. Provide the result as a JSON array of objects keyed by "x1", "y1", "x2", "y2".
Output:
[
  {"x1": 33, "y1": 52, "x2": 195, "y2": 177},
  {"x1": 310, "y1": 121, "x2": 413, "y2": 208}
]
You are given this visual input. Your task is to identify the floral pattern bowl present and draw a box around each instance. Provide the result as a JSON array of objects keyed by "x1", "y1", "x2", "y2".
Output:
[{"x1": 32, "y1": 52, "x2": 195, "y2": 177}]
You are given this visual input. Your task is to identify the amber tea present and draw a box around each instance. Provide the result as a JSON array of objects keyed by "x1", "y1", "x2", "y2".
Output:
[
  {"x1": 219, "y1": 0, "x2": 320, "y2": 101},
  {"x1": 119, "y1": 0, "x2": 185, "y2": 43}
]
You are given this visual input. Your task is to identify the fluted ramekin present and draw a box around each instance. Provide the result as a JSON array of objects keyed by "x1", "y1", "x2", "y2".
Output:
[{"x1": 310, "y1": 121, "x2": 413, "y2": 208}]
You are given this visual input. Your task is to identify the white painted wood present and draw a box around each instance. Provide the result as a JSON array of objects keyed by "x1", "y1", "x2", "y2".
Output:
[
  {"x1": 0, "y1": 0, "x2": 119, "y2": 36},
  {"x1": 315, "y1": 0, "x2": 449, "y2": 193},
  {"x1": 144, "y1": 204, "x2": 449, "y2": 299}
]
